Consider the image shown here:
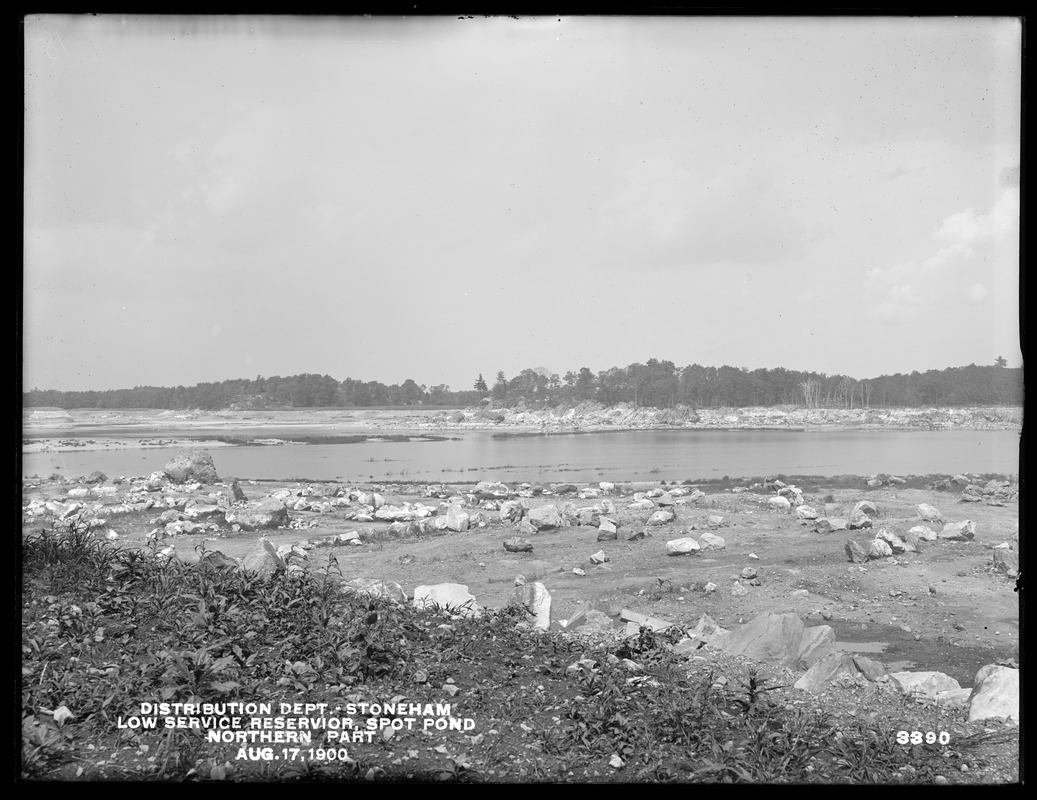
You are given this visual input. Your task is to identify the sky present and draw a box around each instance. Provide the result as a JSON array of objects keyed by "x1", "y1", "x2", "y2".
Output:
[{"x1": 23, "y1": 15, "x2": 1022, "y2": 393}]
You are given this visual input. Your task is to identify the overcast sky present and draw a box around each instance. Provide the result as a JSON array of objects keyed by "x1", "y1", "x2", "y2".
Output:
[{"x1": 23, "y1": 15, "x2": 1022, "y2": 393}]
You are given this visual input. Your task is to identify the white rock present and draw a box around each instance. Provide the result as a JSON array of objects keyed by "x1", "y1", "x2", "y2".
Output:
[
  {"x1": 666, "y1": 537, "x2": 700, "y2": 555},
  {"x1": 698, "y1": 532, "x2": 726, "y2": 551},
  {"x1": 768, "y1": 496, "x2": 791, "y2": 511},
  {"x1": 967, "y1": 665, "x2": 1019, "y2": 723},
  {"x1": 412, "y1": 583, "x2": 480, "y2": 617}
]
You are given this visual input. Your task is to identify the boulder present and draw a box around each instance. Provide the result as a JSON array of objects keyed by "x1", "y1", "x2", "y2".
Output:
[
  {"x1": 341, "y1": 578, "x2": 407, "y2": 604},
  {"x1": 647, "y1": 508, "x2": 676, "y2": 526},
  {"x1": 842, "y1": 539, "x2": 866, "y2": 564},
  {"x1": 225, "y1": 499, "x2": 290, "y2": 531},
  {"x1": 503, "y1": 537, "x2": 533, "y2": 553},
  {"x1": 698, "y1": 532, "x2": 726, "y2": 551},
  {"x1": 86, "y1": 470, "x2": 107, "y2": 484},
  {"x1": 917, "y1": 503, "x2": 942, "y2": 522},
  {"x1": 199, "y1": 549, "x2": 239, "y2": 569},
  {"x1": 866, "y1": 539, "x2": 893, "y2": 559},
  {"x1": 908, "y1": 525, "x2": 937, "y2": 541},
  {"x1": 412, "y1": 583, "x2": 480, "y2": 617},
  {"x1": 499, "y1": 500, "x2": 525, "y2": 523},
  {"x1": 656, "y1": 493, "x2": 676, "y2": 507},
  {"x1": 239, "y1": 539, "x2": 285, "y2": 578},
  {"x1": 598, "y1": 517, "x2": 617, "y2": 536},
  {"x1": 445, "y1": 505, "x2": 470, "y2": 532},
  {"x1": 768, "y1": 496, "x2": 791, "y2": 511},
  {"x1": 853, "y1": 500, "x2": 877, "y2": 517},
  {"x1": 528, "y1": 505, "x2": 563, "y2": 531},
  {"x1": 510, "y1": 582, "x2": 552, "y2": 629},
  {"x1": 794, "y1": 652, "x2": 893, "y2": 692},
  {"x1": 992, "y1": 548, "x2": 1019, "y2": 577},
  {"x1": 577, "y1": 507, "x2": 600, "y2": 527},
  {"x1": 967, "y1": 665, "x2": 1019, "y2": 723},
  {"x1": 890, "y1": 671, "x2": 961, "y2": 701},
  {"x1": 848, "y1": 509, "x2": 873, "y2": 530},
  {"x1": 875, "y1": 529, "x2": 909, "y2": 554},
  {"x1": 666, "y1": 537, "x2": 700, "y2": 555},
  {"x1": 795, "y1": 505, "x2": 818, "y2": 520},
  {"x1": 228, "y1": 479, "x2": 248, "y2": 503},
  {"x1": 939, "y1": 520, "x2": 976, "y2": 541},
  {"x1": 163, "y1": 450, "x2": 219, "y2": 484},
  {"x1": 718, "y1": 612, "x2": 835, "y2": 670}
]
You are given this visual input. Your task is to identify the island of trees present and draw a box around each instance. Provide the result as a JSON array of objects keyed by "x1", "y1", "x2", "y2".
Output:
[{"x1": 22, "y1": 359, "x2": 1022, "y2": 412}]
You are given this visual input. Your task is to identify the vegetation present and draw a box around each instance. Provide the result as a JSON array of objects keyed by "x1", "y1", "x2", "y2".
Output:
[
  {"x1": 22, "y1": 522, "x2": 1008, "y2": 782},
  {"x1": 23, "y1": 360, "x2": 1021, "y2": 413}
]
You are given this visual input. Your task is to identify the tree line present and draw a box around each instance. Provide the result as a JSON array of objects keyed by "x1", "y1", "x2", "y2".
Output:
[{"x1": 23, "y1": 359, "x2": 1021, "y2": 412}]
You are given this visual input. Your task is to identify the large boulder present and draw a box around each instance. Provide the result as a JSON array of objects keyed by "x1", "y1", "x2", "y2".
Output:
[
  {"x1": 413, "y1": 583, "x2": 480, "y2": 617},
  {"x1": 939, "y1": 520, "x2": 976, "y2": 541},
  {"x1": 794, "y1": 652, "x2": 894, "y2": 692},
  {"x1": 444, "y1": 505, "x2": 470, "y2": 532},
  {"x1": 717, "y1": 612, "x2": 835, "y2": 671},
  {"x1": 867, "y1": 539, "x2": 893, "y2": 559},
  {"x1": 917, "y1": 503, "x2": 942, "y2": 522},
  {"x1": 527, "y1": 505, "x2": 563, "y2": 531},
  {"x1": 844, "y1": 540, "x2": 869, "y2": 564},
  {"x1": 647, "y1": 508, "x2": 676, "y2": 526},
  {"x1": 340, "y1": 578, "x2": 407, "y2": 604},
  {"x1": 666, "y1": 537, "x2": 700, "y2": 555},
  {"x1": 848, "y1": 509, "x2": 873, "y2": 530},
  {"x1": 509, "y1": 582, "x2": 551, "y2": 629},
  {"x1": 890, "y1": 671, "x2": 961, "y2": 701},
  {"x1": 225, "y1": 499, "x2": 290, "y2": 531},
  {"x1": 239, "y1": 539, "x2": 285, "y2": 578},
  {"x1": 967, "y1": 665, "x2": 1019, "y2": 723},
  {"x1": 163, "y1": 450, "x2": 219, "y2": 484},
  {"x1": 992, "y1": 548, "x2": 1019, "y2": 577},
  {"x1": 698, "y1": 532, "x2": 726, "y2": 551},
  {"x1": 768, "y1": 496, "x2": 791, "y2": 512}
]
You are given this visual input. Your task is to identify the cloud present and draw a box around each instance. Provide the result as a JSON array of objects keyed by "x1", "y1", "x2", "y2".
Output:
[
  {"x1": 866, "y1": 186, "x2": 1019, "y2": 320},
  {"x1": 932, "y1": 189, "x2": 1019, "y2": 248},
  {"x1": 591, "y1": 155, "x2": 806, "y2": 269}
]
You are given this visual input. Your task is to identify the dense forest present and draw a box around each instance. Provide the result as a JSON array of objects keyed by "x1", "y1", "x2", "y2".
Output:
[{"x1": 23, "y1": 359, "x2": 1022, "y2": 412}]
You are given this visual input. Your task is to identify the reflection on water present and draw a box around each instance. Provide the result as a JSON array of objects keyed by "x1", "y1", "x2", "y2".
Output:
[{"x1": 21, "y1": 429, "x2": 1020, "y2": 484}]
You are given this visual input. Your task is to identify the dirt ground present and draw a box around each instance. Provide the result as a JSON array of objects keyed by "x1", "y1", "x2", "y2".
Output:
[{"x1": 23, "y1": 474, "x2": 1019, "y2": 691}]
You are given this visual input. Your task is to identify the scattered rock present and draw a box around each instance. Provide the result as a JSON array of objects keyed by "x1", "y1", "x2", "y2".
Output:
[
  {"x1": 528, "y1": 505, "x2": 563, "y2": 531},
  {"x1": 867, "y1": 539, "x2": 893, "y2": 559},
  {"x1": 939, "y1": 520, "x2": 976, "y2": 541},
  {"x1": 503, "y1": 537, "x2": 533, "y2": 553},
  {"x1": 740, "y1": 566, "x2": 758, "y2": 580},
  {"x1": 992, "y1": 548, "x2": 1019, "y2": 577},
  {"x1": 239, "y1": 539, "x2": 285, "y2": 578},
  {"x1": 718, "y1": 612, "x2": 835, "y2": 670},
  {"x1": 499, "y1": 500, "x2": 525, "y2": 523},
  {"x1": 795, "y1": 505, "x2": 818, "y2": 520},
  {"x1": 908, "y1": 525, "x2": 938, "y2": 541},
  {"x1": 794, "y1": 652, "x2": 893, "y2": 692},
  {"x1": 647, "y1": 508, "x2": 676, "y2": 526},
  {"x1": 848, "y1": 509, "x2": 873, "y2": 529},
  {"x1": 225, "y1": 498, "x2": 290, "y2": 531},
  {"x1": 341, "y1": 578, "x2": 407, "y2": 604},
  {"x1": 698, "y1": 532, "x2": 726, "y2": 551},
  {"x1": 768, "y1": 496, "x2": 791, "y2": 512},
  {"x1": 412, "y1": 583, "x2": 480, "y2": 617},
  {"x1": 967, "y1": 665, "x2": 1019, "y2": 724},
  {"x1": 163, "y1": 449, "x2": 219, "y2": 484},
  {"x1": 844, "y1": 540, "x2": 869, "y2": 564},
  {"x1": 890, "y1": 671, "x2": 961, "y2": 701},
  {"x1": 917, "y1": 503, "x2": 943, "y2": 522},
  {"x1": 445, "y1": 505, "x2": 470, "y2": 532},
  {"x1": 666, "y1": 537, "x2": 700, "y2": 555},
  {"x1": 509, "y1": 582, "x2": 551, "y2": 629}
]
